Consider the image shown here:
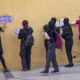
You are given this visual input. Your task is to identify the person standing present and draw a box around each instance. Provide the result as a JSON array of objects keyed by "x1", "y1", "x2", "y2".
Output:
[
  {"x1": 61, "y1": 18, "x2": 74, "y2": 67},
  {"x1": 0, "y1": 24, "x2": 8, "y2": 72},
  {"x1": 18, "y1": 20, "x2": 33, "y2": 71},
  {"x1": 41, "y1": 21, "x2": 59, "y2": 75}
]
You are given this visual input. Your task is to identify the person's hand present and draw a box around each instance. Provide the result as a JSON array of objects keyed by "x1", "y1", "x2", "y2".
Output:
[
  {"x1": 44, "y1": 32, "x2": 50, "y2": 40},
  {"x1": 3, "y1": 24, "x2": 6, "y2": 28},
  {"x1": 2, "y1": 24, "x2": 7, "y2": 32},
  {"x1": 14, "y1": 28, "x2": 20, "y2": 34}
]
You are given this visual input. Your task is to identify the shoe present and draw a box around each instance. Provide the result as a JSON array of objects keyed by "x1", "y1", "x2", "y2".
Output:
[
  {"x1": 51, "y1": 70, "x2": 59, "y2": 74},
  {"x1": 3, "y1": 69, "x2": 9, "y2": 72},
  {"x1": 40, "y1": 70, "x2": 49, "y2": 76},
  {"x1": 21, "y1": 68, "x2": 28, "y2": 71},
  {"x1": 27, "y1": 68, "x2": 30, "y2": 71},
  {"x1": 65, "y1": 64, "x2": 74, "y2": 67}
]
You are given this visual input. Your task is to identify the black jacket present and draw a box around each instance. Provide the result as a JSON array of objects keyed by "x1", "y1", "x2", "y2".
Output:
[
  {"x1": 48, "y1": 30, "x2": 56, "y2": 43},
  {"x1": 18, "y1": 27, "x2": 33, "y2": 56},
  {"x1": 61, "y1": 24, "x2": 73, "y2": 40}
]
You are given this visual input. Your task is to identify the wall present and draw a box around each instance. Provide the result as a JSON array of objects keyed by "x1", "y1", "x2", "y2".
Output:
[{"x1": 0, "y1": 0, "x2": 80, "y2": 68}]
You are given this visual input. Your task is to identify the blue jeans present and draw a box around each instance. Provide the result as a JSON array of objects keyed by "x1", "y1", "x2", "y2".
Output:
[{"x1": 45, "y1": 43, "x2": 59, "y2": 72}]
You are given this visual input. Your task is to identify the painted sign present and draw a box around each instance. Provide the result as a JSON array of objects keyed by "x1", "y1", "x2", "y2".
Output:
[{"x1": 0, "y1": 16, "x2": 12, "y2": 23}]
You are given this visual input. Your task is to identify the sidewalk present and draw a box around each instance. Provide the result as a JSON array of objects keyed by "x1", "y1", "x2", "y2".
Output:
[{"x1": 0, "y1": 64, "x2": 80, "y2": 80}]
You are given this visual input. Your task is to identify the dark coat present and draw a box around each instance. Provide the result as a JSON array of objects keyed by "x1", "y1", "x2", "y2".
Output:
[
  {"x1": 61, "y1": 24, "x2": 73, "y2": 40},
  {"x1": 18, "y1": 27, "x2": 33, "y2": 56},
  {"x1": 48, "y1": 30, "x2": 57, "y2": 43}
]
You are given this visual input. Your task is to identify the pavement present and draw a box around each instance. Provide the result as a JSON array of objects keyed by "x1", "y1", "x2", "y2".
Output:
[{"x1": 0, "y1": 64, "x2": 80, "y2": 80}]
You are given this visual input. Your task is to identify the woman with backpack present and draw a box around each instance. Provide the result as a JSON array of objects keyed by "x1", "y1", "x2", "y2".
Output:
[
  {"x1": 18, "y1": 20, "x2": 33, "y2": 71},
  {"x1": 41, "y1": 18, "x2": 59, "y2": 76},
  {"x1": 61, "y1": 18, "x2": 74, "y2": 67}
]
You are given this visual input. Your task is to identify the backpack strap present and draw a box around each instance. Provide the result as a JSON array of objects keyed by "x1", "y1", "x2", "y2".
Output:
[
  {"x1": 22, "y1": 29, "x2": 28, "y2": 43},
  {"x1": 23, "y1": 29, "x2": 27, "y2": 36}
]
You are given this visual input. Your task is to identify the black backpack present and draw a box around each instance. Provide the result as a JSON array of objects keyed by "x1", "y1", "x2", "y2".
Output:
[
  {"x1": 61, "y1": 26, "x2": 72, "y2": 40},
  {"x1": 23, "y1": 29, "x2": 34, "y2": 47}
]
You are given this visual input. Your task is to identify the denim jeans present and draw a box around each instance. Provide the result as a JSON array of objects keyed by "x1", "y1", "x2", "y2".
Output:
[{"x1": 45, "y1": 43, "x2": 59, "y2": 72}]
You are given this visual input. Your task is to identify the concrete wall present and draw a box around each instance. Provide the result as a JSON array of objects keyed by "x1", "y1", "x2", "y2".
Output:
[{"x1": 0, "y1": 0, "x2": 80, "y2": 68}]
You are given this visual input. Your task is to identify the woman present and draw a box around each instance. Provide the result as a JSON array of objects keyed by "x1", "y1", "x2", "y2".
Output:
[
  {"x1": 18, "y1": 20, "x2": 33, "y2": 71},
  {"x1": 0, "y1": 24, "x2": 8, "y2": 72},
  {"x1": 61, "y1": 18, "x2": 74, "y2": 67},
  {"x1": 41, "y1": 19, "x2": 59, "y2": 75}
]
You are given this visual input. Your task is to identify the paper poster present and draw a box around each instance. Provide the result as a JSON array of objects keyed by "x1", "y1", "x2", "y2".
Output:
[
  {"x1": 60, "y1": 18, "x2": 64, "y2": 26},
  {"x1": 55, "y1": 22, "x2": 59, "y2": 27},
  {"x1": 72, "y1": 20, "x2": 76, "y2": 24}
]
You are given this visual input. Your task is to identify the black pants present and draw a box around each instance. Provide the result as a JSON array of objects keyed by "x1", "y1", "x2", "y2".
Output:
[
  {"x1": 65, "y1": 39, "x2": 73, "y2": 65},
  {"x1": 44, "y1": 40, "x2": 48, "y2": 58},
  {"x1": 21, "y1": 46, "x2": 32, "y2": 70},
  {"x1": 45, "y1": 43, "x2": 59, "y2": 72},
  {"x1": 0, "y1": 54, "x2": 7, "y2": 69}
]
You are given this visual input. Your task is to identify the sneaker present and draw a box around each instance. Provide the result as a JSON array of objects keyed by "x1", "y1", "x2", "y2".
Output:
[
  {"x1": 40, "y1": 70, "x2": 49, "y2": 76},
  {"x1": 51, "y1": 70, "x2": 59, "y2": 74},
  {"x1": 65, "y1": 64, "x2": 74, "y2": 67}
]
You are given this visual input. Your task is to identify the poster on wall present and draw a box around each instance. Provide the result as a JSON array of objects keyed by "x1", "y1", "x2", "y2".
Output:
[
  {"x1": 0, "y1": 16, "x2": 12, "y2": 23},
  {"x1": 60, "y1": 18, "x2": 64, "y2": 26},
  {"x1": 55, "y1": 22, "x2": 59, "y2": 27}
]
